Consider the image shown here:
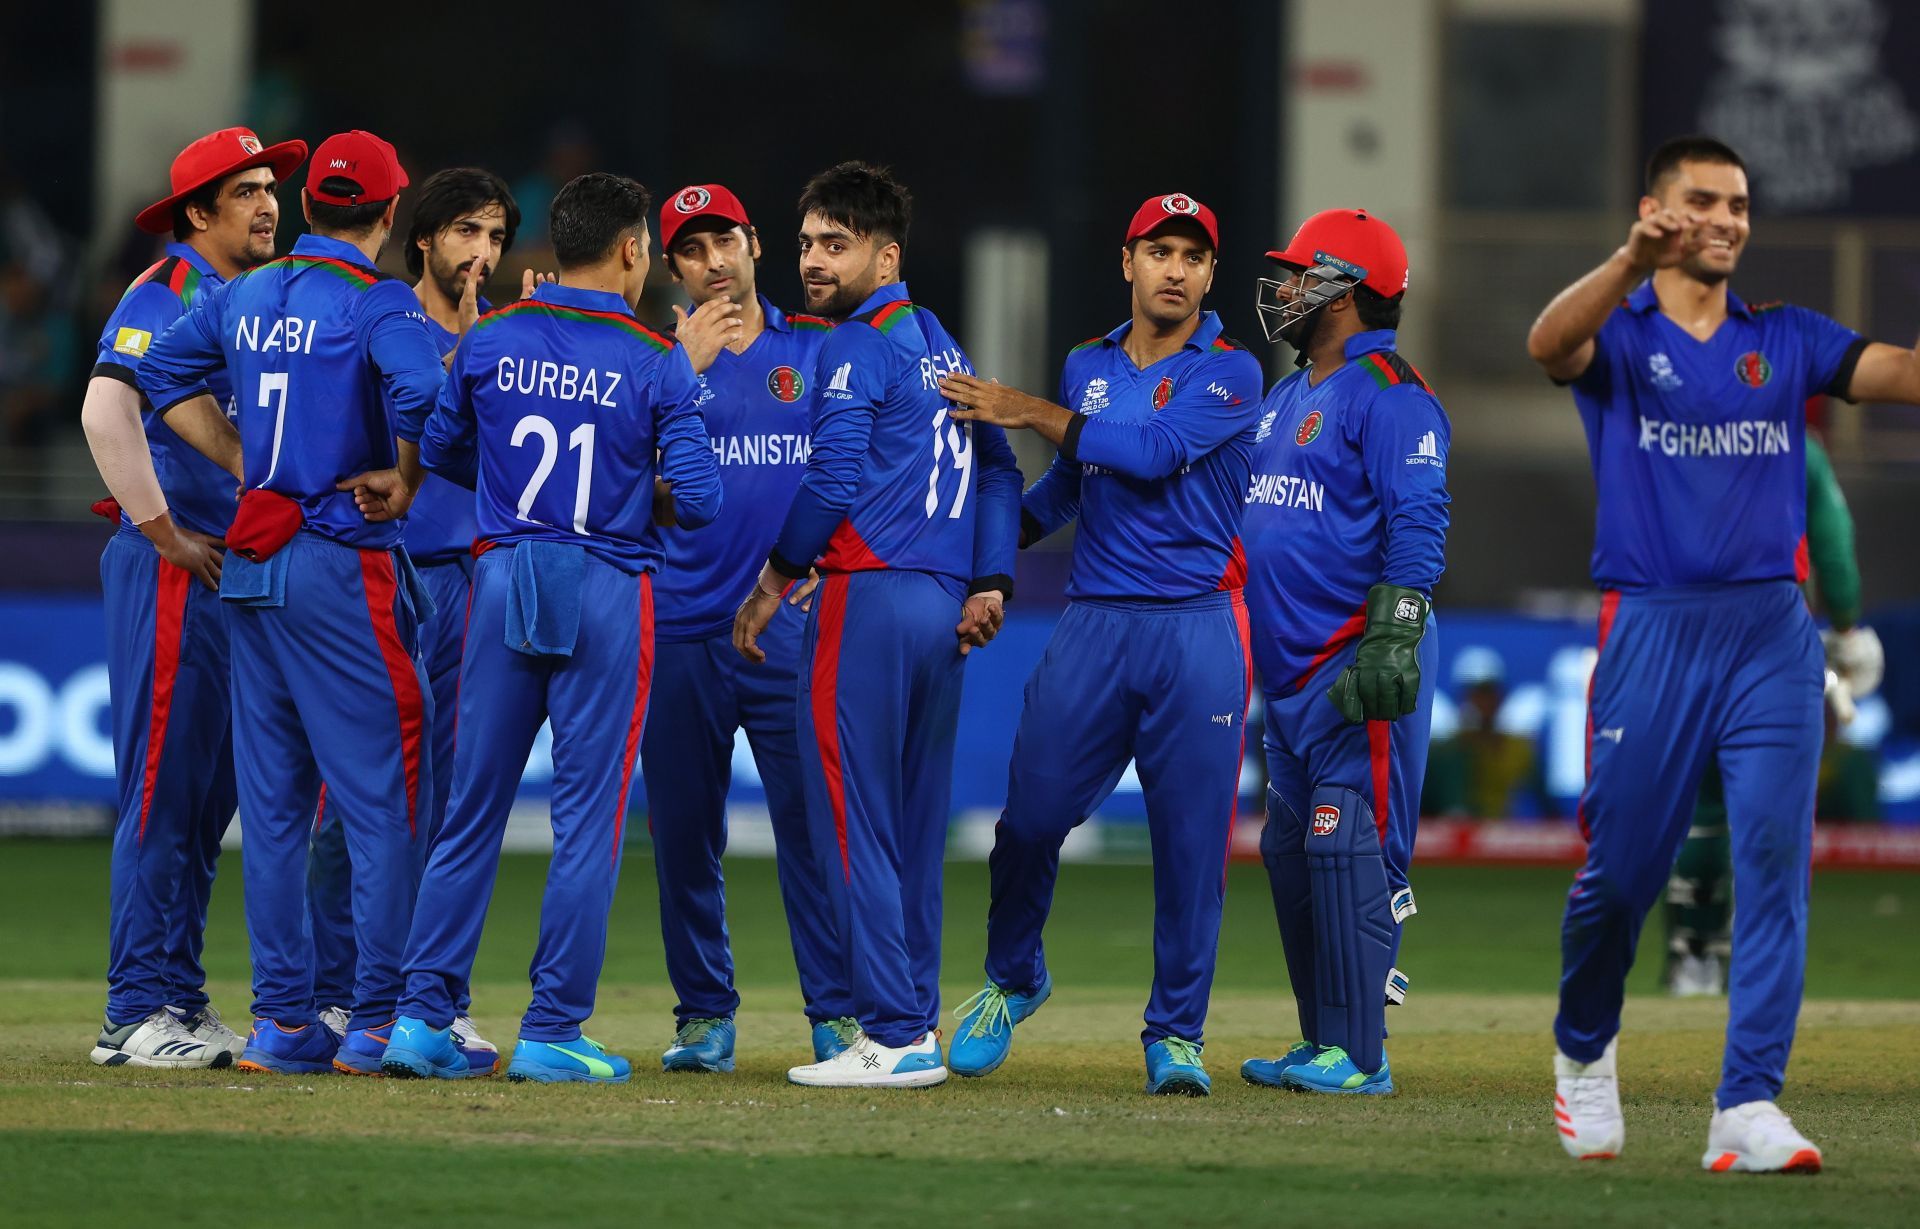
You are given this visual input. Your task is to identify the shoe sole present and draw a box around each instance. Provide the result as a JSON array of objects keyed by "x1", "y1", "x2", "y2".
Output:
[
  {"x1": 332, "y1": 1055, "x2": 385, "y2": 1077},
  {"x1": 381, "y1": 1049, "x2": 471, "y2": 1080},
  {"x1": 1279, "y1": 1079, "x2": 1396, "y2": 1096},
  {"x1": 1240, "y1": 1064, "x2": 1310, "y2": 1089},
  {"x1": 661, "y1": 1054, "x2": 735, "y2": 1074},
  {"x1": 88, "y1": 1047, "x2": 232, "y2": 1070},
  {"x1": 506, "y1": 1063, "x2": 630, "y2": 1084},
  {"x1": 1146, "y1": 1075, "x2": 1211, "y2": 1097},
  {"x1": 236, "y1": 1055, "x2": 334, "y2": 1075},
  {"x1": 1704, "y1": 1148, "x2": 1822, "y2": 1174},
  {"x1": 787, "y1": 1065, "x2": 950, "y2": 1088}
]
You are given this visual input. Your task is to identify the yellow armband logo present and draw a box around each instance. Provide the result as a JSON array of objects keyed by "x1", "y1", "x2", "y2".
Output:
[{"x1": 112, "y1": 327, "x2": 152, "y2": 357}]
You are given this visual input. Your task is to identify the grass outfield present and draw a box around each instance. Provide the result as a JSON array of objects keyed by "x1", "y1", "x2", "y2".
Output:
[{"x1": 1, "y1": 839, "x2": 1915, "y2": 1226}]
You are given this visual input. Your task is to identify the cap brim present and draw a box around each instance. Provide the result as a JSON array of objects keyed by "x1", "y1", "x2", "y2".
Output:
[
  {"x1": 1129, "y1": 217, "x2": 1217, "y2": 249},
  {"x1": 134, "y1": 139, "x2": 310, "y2": 235}
]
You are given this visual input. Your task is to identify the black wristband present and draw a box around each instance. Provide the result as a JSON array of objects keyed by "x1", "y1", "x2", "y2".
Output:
[
  {"x1": 968, "y1": 574, "x2": 1014, "y2": 601},
  {"x1": 767, "y1": 548, "x2": 811, "y2": 581},
  {"x1": 1060, "y1": 411, "x2": 1089, "y2": 463}
]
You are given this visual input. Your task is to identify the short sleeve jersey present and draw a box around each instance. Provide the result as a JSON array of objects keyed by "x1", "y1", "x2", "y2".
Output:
[{"x1": 1568, "y1": 282, "x2": 1865, "y2": 590}]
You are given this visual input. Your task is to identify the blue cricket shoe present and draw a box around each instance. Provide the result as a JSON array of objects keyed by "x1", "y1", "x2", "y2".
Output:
[
  {"x1": 331, "y1": 1018, "x2": 395, "y2": 1076},
  {"x1": 811, "y1": 1016, "x2": 862, "y2": 1063},
  {"x1": 382, "y1": 1016, "x2": 473, "y2": 1079},
  {"x1": 1240, "y1": 1041, "x2": 1317, "y2": 1089},
  {"x1": 507, "y1": 1035, "x2": 632, "y2": 1084},
  {"x1": 662, "y1": 1017, "x2": 735, "y2": 1074},
  {"x1": 236, "y1": 1018, "x2": 339, "y2": 1076},
  {"x1": 1279, "y1": 1045, "x2": 1394, "y2": 1095},
  {"x1": 948, "y1": 971, "x2": 1052, "y2": 1077},
  {"x1": 1144, "y1": 1037, "x2": 1210, "y2": 1096}
]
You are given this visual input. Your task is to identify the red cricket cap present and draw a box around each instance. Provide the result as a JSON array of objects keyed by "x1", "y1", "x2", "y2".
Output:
[
  {"x1": 306, "y1": 130, "x2": 409, "y2": 206},
  {"x1": 660, "y1": 183, "x2": 752, "y2": 252},
  {"x1": 1125, "y1": 192, "x2": 1219, "y2": 250},
  {"x1": 1266, "y1": 208, "x2": 1409, "y2": 296},
  {"x1": 134, "y1": 126, "x2": 309, "y2": 235}
]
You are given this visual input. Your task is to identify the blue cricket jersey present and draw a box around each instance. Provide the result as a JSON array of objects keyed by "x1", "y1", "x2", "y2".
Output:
[
  {"x1": 403, "y1": 302, "x2": 488, "y2": 563},
  {"x1": 655, "y1": 295, "x2": 833, "y2": 642},
  {"x1": 420, "y1": 282, "x2": 722, "y2": 574},
  {"x1": 1568, "y1": 282, "x2": 1864, "y2": 591},
  {"x1": 1241, "y1": 330, "x2": 1451, "y2": 695},
  {"x1": 769, "y1": 282, "x2": 1020, "y2": 595},
  {"x1": 92, "y1": 244, "x2": 237, "y2": 540},
  {"x1": 138, "y1": 233, "x2": 446, "y2": 551},
  {"x1": 1020, "y1": 310, "x2": 1263, "y2": 599}
]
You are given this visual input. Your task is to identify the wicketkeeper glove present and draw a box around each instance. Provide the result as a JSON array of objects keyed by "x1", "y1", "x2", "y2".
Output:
[
  {"x1": 1325, "y1": 583, "x2": 1429, "y2": 724},
  {"x1": 1823, "y1": 625, "x2": 1884, "y2": 699}
]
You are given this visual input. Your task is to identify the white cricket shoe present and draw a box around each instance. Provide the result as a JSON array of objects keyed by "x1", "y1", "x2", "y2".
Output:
[
  {"x1": 170, "y1": 1004, "x2": 246, "y2": 1061},
  {"x1": 1669, "y1": 953, "x2": 1724, "y2": 998},
  {"x1": 1554, "y1": 1038, "x2": 1625, "y2": 1160},
  {"x1": 90, "y1": 1008, "x2": 231, "y2": 1069},
  {"x1": 787, "y1": 1030, "x2": 948, "y2": 1088},
  {"x1": 452, "y1": 1014, "x2": 501, "y2": 1076},
  {"x1": 318, "y1": 1005, "x2": 351, "y2": 1043},
  {"x1": 1703, "y1": 1101, "x2": 1823, "y2": 1174}
]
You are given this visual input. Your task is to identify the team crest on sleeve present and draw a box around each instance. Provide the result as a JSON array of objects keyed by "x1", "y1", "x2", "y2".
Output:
[
  {"x1": 1734, "y1": 351, "x2": 1773, "y2": 388},
  {"x1": 1078, "y1": 376, "x2": 1110, "y2": 414},
  {"x1": 1312, "y1": 805, "x2": 1340, "y2": 836},
  {"x1": 673, "y1": 187, "x2": 711, "y2": 214},
  {"x1": 1152, "y1": 376, "x2": 1174, "y2": 410},
  {"x1": 1161, "y1": 193, "x2": 1200, "y2": 216},
  {"x1": 1295, "y1": 409, "x2": 1323, "y2": 446},
  {"x1": 767, "y1": 365, "x2": 805, "y2": 402}
]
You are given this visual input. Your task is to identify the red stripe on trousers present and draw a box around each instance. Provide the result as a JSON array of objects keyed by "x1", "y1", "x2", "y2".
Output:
[
  {"x1": 1368, "y1": 720, "x2": 1391, "y2": 848},
  {"x1": 313, "y1": 783, "x2": 328, "y2": 832},
  {"x1": 612, "y1": 574, "x2": 655, "y2": 867},
  {"x1": 1575, "y1": 590, "x2": 1622, "y2": 841},
  {"x1": 1226, "y1": 593, "x2": 1254, "y2": 883},
  {"x1": 137, "y1": 562, "x2": 192, "y2": 843},
  {"x1": 359, "y1": 551, "x2": 426, "y2": 837},
  {"x1": 810, "y1": 575, "x2": 853, "y2": 882}
]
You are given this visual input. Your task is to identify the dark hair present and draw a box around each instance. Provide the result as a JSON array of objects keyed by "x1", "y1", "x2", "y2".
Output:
[
  {"x1": 170, "y1": 181, "x2": 223, "y2": 242},
  {"x1": 1645, "y1": 136, "x2": 1746, "y2": 196},
  {"x1": 404, "y1": 168, "x2": 521, "y2": 278},
  {"x1": 307, "y1": 177, "x2": 391, "y2": 234},
  {"x1": 1354, "y1": 285, "x2": 1402, "y2": 330},
  {"x1": 797, "y1": 161, "x2": 912, "y2": 251},
  {"x1": 550, "y1": 173, "x2": 651, "y2": 269}
]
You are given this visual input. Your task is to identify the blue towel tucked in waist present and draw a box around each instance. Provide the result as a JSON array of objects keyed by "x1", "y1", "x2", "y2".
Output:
[
  {"x1": 505, "y1": 540, "x2": 587, "y2": 657},
  {"x1": 393, "y1": 546, "x2": 437, "y2": 624},
  {"x1": 219, "y1": 548, "x2": 288, "y2": 607}
]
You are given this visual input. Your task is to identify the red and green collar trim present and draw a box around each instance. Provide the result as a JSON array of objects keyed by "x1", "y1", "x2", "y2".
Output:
[{"x1": 476, "y1": 298, "x2": 675, "y2": 352}]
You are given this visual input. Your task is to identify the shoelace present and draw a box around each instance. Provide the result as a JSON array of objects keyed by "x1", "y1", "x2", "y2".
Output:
[
  {"x1": 952, "y1": 986, "x2": 1013, "y2": 1041},
  {"x1": 1307, "y1": 1045, "x2": 1350, "y2": 1071},
  {"x1": 674, "y1": 1018, "x2": 725, "y2": 1045},
  {"x1": 1160, "y1": 1037, "x2": 1204, "y2": 1068},
  {"x1": 1563, "y1": 1073, "x2": 1617, "y2": 1120}
]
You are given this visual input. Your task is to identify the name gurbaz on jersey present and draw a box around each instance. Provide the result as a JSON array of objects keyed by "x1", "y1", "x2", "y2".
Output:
[{"x1": 1638, "y1": 416, "x2": 1793, "y2": 458}]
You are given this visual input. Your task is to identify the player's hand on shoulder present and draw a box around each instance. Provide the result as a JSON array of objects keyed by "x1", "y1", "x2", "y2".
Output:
[
  {"x1": 337, "y1": 467, "x2": 415, "y2": 522},
  {"x1": 942, "y1": 374, "x2": 1036, "y2": 429},
  {"x1": 674, "y1": 298, "x2": 745, "y2": 374},
  {"x1": 956, "y1": 589, "x2": 1006, "y2": 656}
]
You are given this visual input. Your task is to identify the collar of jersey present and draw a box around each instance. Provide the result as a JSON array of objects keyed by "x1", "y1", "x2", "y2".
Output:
[
  {"x1": 759, "y1": 293, "x2": 792, "y2": 332},
  {"x1": 530, "y1": 282, "x2": 635, "y2": 315},
  {"x1": 1625, "y1": 279, "x2": 1752, "y2": 319},
  {"x1": 163, "y1": 241, "x2": 222, "y2": 282},
  {"x1": 1099, "y1": 309, "x2": 1225, "y2": 355},
  {"x1": 293, "y1": 232, "x2": 379, "y2": 269},
  {"x1": 1342, "y1": 328, "x2": 1399, "y2": 360},
  {"x1": 850, "y1": 280, "x2": 911, "y2": 318}
]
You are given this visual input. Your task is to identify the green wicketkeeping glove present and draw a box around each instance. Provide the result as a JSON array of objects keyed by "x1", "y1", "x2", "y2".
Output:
[{"x1": 1325, "y1": 584, "x2": 1429, "y2": 724}]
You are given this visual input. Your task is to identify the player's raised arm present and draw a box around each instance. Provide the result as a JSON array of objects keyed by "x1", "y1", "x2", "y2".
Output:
[{"x1": 1526, "y1": 208, "x2": 1703, "y2": 383}]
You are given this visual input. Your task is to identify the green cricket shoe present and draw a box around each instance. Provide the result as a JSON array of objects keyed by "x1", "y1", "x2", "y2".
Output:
[
  {"x1": 506, "y1": 1035, "x2": 631, "y2": 1084},
  {"x1": 1278, "y1": 1045, "x2": 1394, "y2": 1095},
  {"x1": 1239, "y1": 1041, "x2": 1316, "y2": 1089}
]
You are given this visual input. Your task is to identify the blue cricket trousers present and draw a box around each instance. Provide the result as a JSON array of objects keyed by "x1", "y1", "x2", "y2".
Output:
[
  {"x1": 226, "y1": 533, "x2": 431, "y2": 1031},
  {"x1": 397, "y1": 546, "x2": 654, "y2": 1042},
  {"x1": 797, "y1": 569, "x2": 966, "y2": 1048},
  {"x1": 643, "y1": 600, "x2": 851, "y2": 1025},
  {"x1": 310, "y1": 554, "x2": 471, "y2": 1012},
  {"x1": 985, "y1": 591, "x2": 1253, "y2": 1046},
  {"x1": 1557, "y1": 581, "x2": 1822, "y2": 1109},
  {"x1": 101, "y1": 532, "x2": 237, "y2": 1024}
]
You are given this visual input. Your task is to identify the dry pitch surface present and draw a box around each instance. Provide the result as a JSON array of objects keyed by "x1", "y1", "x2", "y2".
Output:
[{"x1": 1, "y1": 841, "x2": 1914, "y2": 1227}]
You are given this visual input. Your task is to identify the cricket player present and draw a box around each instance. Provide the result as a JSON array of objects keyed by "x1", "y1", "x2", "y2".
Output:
[
  {"x1": 382, "y1": 172, "x2": 737, "y2": 1084},
  {"x1": 1234, "y1": 209, "x2": 1449, "y2": 1096},
  {"x1": 80, "y1": 126, "x2": 306, "y2": 1068},
  {"x1": 645, "y1": 182, "x2": 855, "y2": 1074},
  {"x1": 937, "y1": 193, "x2": 1263, "y2": 1096},
  {"x1": 733, "y1": 161, "x2": 1022, "y2": 1088},
  {"x1": 1528, "y1": 135, "x2": 1920, "y2": 1172},
  {"x1": 307, "y1": 168, "x2": 520, "y2": 1075},
  {"x1": 138, "y1": 129, "x2": 446, "y2": 1077},
  {"x1": 1662, "y1": 434, "x2": 1882, "y2": 997}
]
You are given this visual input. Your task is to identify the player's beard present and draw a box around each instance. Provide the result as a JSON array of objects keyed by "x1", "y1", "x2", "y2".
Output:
[
  {"x1": 429, "y1": 246, "x2": 478, "y2": 306},
  {"x1": 808, "y1": 254, "x2": 882, "y2": 320}
]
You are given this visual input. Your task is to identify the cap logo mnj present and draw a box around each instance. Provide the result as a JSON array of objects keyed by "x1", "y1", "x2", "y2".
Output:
[
  {"x1": 1161, "y1": 193, "x2": 1200, "y2": 216},
  {"x1": 675, "y1": 187, "x2": 712, "y2": 214}
]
